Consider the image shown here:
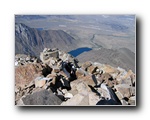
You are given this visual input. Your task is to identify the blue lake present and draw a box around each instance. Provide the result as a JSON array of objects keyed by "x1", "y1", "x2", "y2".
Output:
[
  {"x1": 37, "y1": 28, "x2": 43, "y2": 31},
  {"x1": 68, "y1": 47, "x2": 92, "y2": 57}
]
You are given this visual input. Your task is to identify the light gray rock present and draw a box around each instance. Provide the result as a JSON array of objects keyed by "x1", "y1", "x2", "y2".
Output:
[
  {"x1": 40, "y1": 48, "x2": 59, "y2": 64},
  {"x1": 128, "y1": 96, "x2": 135, "y2": 105},
  {"x1": 71, "y1": 80, "x2": 90, "y2": 96},
  {"x1": 76, "y1": 68, "x2": 85, "y2": 78},
  {"x1": 78, "y1": 95, "x2": 89, "y2": 105},
  {"x1": 16, "y1": 98, "x2": 25, "y2": 105},
  {"x1": 121, "y1": 99, "x2": 128, "y2": 105},
  {"x1": 22, "y1": 89, "x2": 62, "y2": 105},
  {"x1": 88, "y1": 92, "x2": 100, "y2": 105},
  {"x1": 34, "y1": 77, "x2": 50, "y2": 88},
  {"x1": 64, "y1": 93, "x2": 73, "y2": 99},
  {"x1": 114, "y1": 84, "x2": 132, "y2": 98},
  {"x1": 100, "y1": 83, "x2": 111, "y2": 99},
  {"x1": 61, "y1": 93, "x2": 85, "y2": 105},
  {"x1": 97, "y1": 87, "x2": 111, "y2": 100},
  {"x1": 15, "y1": 61, "x2": 18, "y2": 66}
]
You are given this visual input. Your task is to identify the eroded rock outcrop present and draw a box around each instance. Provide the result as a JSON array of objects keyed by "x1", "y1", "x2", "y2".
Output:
[{"x1": 15, "y1": 48, "x2": 136, "y2": 106}]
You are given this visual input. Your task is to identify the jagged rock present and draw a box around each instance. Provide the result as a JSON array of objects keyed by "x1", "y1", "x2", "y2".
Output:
[
  {"x1": 34, "y1": 77, "x2": 49, "y2": 88},
  {"x1": 68, "y1": 89, "x2": 78, "y2": 96},
  {"x1": 41, "y1": 64, "x2": 52, "y2": 77},
  {"x1": 15, "y1": 86, "x2": 21, "y2": 93},
  {"x1": 109, "y1": 72, "x2": 119, "y2": 79},
  {"x1": 114, "y1": 84, "x2": 132, "y2": 98},
  {"x1": 21, "y1": 89, "x2": 62, "y2": 105},
  {"x1": 115, "y1": 91, "x2": 124, "y2": 101},
  {"x1": 44, "y1": 49, "x2": 59, "y2": 58},
  {"x1": 40, "y1": 49, "x2": 59, "y2": 64},
  {"x1": 128, "y1": 96, "x2": 135, "y2": 105},
  {"x1": 123, "y1": 70, "x2": 134, "y2": 79},
  {"x1": 100, "y1": 84, "x2": 111, "y2": 99},
  {"x1": 61, "y1": 89, "x2": 68, "y2": 94},
  {"x1": 60, "y1": 77, "x2": 71, "y2": 90},
  {"x1": 48, "y1": 58, "x2": 57, "y2": 66},
  {"x1": 52, "y1": 66, "x2": 60, "y2": 73},
  {"x1": 45, "y1": 74, "x2": 57, "y2": 87},
  {"x1": 121, "y1": 99, "x2": 129, "y2": 105},
  {"x1": 26, "y1": 80, "x2": 35, "y2": 88},
  {"x1": 16, "y1": 98, "x2": 25, "y2": 105},
  {"x1": 70, "y1": 79, "x2": 91, "y2": 95},
  {"x1": 64, "y1": 93, "x2": 73, "y2": 99},
  {"x1": 81, "y1": 75, "x2": 98, "y2": 86},
  {"x1": 100, "y1": 64, "x2": 119, "y2": 73},
  {"x1": 131, "y1": 74, "x2": 135, "y2": 86},
  {"x1": 88, "y1": 92, "x2": 100, "y2": 105},
  {"x1": 59, "y1": 52, "x2": 71, "y2": 61},
  {"x1": 78, "y1": 95, "x2": 89, "y2": 105},
  {"x1": 101, "y1": 73, "x2": 112, "y2": 82},
  {"x1": 76, "y1": 68, "x2": 85, "y2": 78},
  {"x1": 87, "y1": 65, "x2": 98, "y2": 74},
  {"x1": 81, "y1": 61, "x2": 92, "y2": 71},
  {"x1": 46, "y1": 73, "x2": 57, "y2": 78},
  {"x1": 15, "y1": 54, "x2": 39, "y2": 66},
  {"x1": 120, "y1": 77, "x2": 132, "y2": 86},
  {"x1": 95, "y1": 74, "x2": 103, "y2": 84},
  {"x1": 107, "y1": 79, "x2": 117, "y2": 88},
  {"x1": 59, "y1": 71, "x2": 68, "y2": 79},
  {"x1": 116, "y1": 70, "x2": 135, "y2": 86},
  {"x1": 15, "y1": 63, "x2": 43, "y2": 87},
  {"x1": 61, "y1": 93, "x2": 85, "y2": 105},
  {"x1": 15, "y1": 48, "x2": 135, "y2": 106},
  {"x1": 15, "y1": 88, "x2": 26, "y2": 103},
  {"x1": 130, "y1": 87, "x2": 135, "y2": 96},
  {"x1": 116, "y1": 67, "x2": 128, "y2": 81}
]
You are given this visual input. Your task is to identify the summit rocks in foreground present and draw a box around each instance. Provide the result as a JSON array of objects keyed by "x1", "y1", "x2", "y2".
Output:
[{"x1": 15, "y1": 48, "x2": 136, "y2": 106}]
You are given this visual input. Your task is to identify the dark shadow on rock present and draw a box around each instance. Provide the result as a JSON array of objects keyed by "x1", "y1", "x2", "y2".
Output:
[
  {"x1": 91, "y1": 74, "x2": 98, "y2": 85},
  {"x1": 107, "y1": 87, "x2": 122, "y2": 105},
  {"x1": 88, "y1": 85, "x2": 101, "y2": 97},
  {"x1": 96, "y1": 99, "x2": 121, "y2": 105},
  {"x1": 42, "y1": 65, "x2": 52, "y2": 77}
]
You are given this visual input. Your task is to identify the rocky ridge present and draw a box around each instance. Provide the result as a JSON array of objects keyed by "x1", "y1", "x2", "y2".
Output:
[
  {"x1": 15, "y1": 23, "x2": 79, "y2": 57},
  {"x1": 15, "y1": 48, "x2": 136, "y2": 106}
]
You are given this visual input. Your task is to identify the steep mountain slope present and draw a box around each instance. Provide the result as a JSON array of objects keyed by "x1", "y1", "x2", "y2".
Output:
[
  {"x1": 76, "y1": 48, "x2": 135, "y2": 72},
  {"x1": 15, "y1": 15, "x2": 135, "y2": 53},
  {"x1": 15, "y1": 23, "x2": 79, "y2": 57}
]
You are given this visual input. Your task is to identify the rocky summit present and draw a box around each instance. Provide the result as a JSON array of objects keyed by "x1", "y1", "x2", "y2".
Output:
[{"x1": 15, "y1": 48, "x2": 136, "y2": 106}]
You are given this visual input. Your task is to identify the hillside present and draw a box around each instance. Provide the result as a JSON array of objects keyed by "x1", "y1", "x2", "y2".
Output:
[
  {"x1": 76, "y1": 48, "x2": 135, "y2": 72},
  {"x1": 15, "y1": 23, "x2": 79, "y2": 57},
  {"x1": 15, "y1": 15, "x2": 135, "y2": 53}
]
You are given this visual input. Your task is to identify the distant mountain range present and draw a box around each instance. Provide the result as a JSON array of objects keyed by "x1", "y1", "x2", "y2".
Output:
[{"x1": 15, "y1": 23, "x2": 79, "y2": 57}]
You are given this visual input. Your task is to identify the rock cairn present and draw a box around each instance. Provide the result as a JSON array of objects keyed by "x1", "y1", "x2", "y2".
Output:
[
  {"x1": 15, "y1": 48, "x2": 136, "y2": 106},
  {"x1": 15, "y1": 54, "x2": 40, "y2": 66}
]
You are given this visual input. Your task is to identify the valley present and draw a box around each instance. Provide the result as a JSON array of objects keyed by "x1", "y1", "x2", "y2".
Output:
[{"x1": 15, "y1": 15, "x2": 135, "y2": 72}]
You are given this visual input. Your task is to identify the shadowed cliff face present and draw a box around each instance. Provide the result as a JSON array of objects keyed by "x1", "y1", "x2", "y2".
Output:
[{"x1": 15, "y1": 23, "x2": 79, "y2": 57}]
